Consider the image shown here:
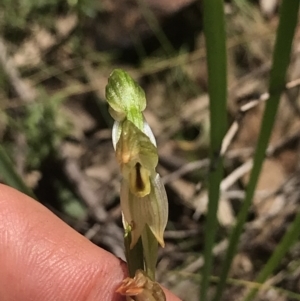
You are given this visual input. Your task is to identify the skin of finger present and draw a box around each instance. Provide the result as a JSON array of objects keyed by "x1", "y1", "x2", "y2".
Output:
[
  {"x1": 0, "y1": 185, "x2": 182, "y2": 301},
  {"x1": 0, "y1": 184, "x2": 127, "y2": 301}
]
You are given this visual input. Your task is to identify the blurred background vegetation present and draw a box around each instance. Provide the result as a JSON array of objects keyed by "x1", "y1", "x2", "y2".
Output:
[{"x1": 1, "y1": 0, "x2": 300, "y2": 300}]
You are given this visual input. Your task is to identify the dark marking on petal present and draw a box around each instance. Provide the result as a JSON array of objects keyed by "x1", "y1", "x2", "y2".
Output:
[{"x1": 135, "y1": 162, "x2": 145, "y2": 192}]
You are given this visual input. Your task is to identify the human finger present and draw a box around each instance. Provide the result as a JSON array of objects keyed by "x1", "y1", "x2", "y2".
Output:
[{"x1": 0, "y1": 184, "x2": 181, "y2": 301}]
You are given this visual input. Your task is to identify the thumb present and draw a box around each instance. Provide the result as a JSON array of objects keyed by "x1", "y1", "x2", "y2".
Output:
[{"x1": 0, "y1": 184, "x2": 181, "y2": 301}]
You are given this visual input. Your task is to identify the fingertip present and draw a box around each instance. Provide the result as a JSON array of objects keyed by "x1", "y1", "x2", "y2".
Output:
[{"x1": 0, "y1": 184, "x2": 127, "y2": 300}]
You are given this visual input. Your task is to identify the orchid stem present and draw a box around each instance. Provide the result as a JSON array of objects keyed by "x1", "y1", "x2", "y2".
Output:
[
  {"x1": 124, "y1": 233, "x2": 144, "y2": 278},
  {"x1": 141, "y1": 225, "x2": 158, "y2": 280}
]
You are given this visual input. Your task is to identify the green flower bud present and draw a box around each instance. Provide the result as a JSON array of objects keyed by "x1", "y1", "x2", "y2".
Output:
[{"x1": 106, "y1": 69, "x2": 146, "y2": 130}]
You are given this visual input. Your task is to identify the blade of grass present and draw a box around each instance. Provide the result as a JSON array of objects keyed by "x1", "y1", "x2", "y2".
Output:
[
  {"x1": 0, "y1": 145, "x2": 35, "y2": 198},
  {"x1": 243, "y1": 209, "x2": 300, "y2": 301},
  {"x1": 200, "y1": 0, "x2": 227, "y2": 300},
  {"x1": 213, "y1": 1, "x2": 300, "y2": 300}
]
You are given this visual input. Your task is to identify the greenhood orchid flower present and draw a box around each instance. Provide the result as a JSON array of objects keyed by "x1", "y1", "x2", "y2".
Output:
[
  {"x1": 116, "y1": 119, "x2": 167, "y2": 249},
  {"x1": 106, "y1": 70, "x2": 168, "y2": 249},
  {"x1": 105, "y1": 69, "x2": 168, "y2": 286}
]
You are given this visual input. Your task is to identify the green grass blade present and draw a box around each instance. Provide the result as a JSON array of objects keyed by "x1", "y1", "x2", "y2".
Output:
[
  {"x1": 243, "y1": 210, "x2": 300, "y2": 301},
  {"x1": 213, "y1": 1, "x2": 300, "y2": 300},
  {"x1": 201, "y1": 0, "x2": 227, "y2": 300},
  {"x1": 0, "y1": 145, "x2": 35, "y2": 198}
]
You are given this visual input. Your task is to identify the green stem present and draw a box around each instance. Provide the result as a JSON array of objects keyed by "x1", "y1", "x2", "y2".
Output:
[
  {"x1": 201, "y1": 0, "x2": 227, "y2": 299},
  {"x1": 141, "y1": 225, "x2": 158, "y2": 280},
  {"x1": 124, "y1": 232, "x2": 144, "y2": 278}
]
